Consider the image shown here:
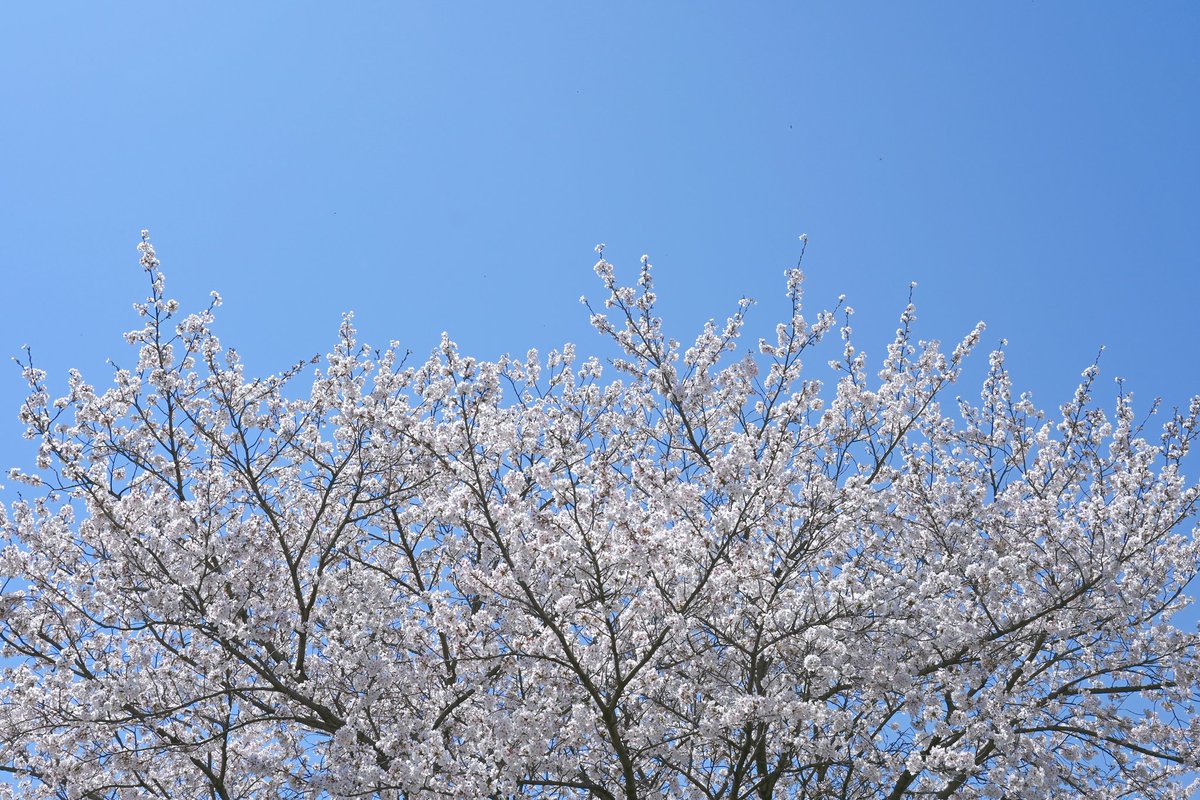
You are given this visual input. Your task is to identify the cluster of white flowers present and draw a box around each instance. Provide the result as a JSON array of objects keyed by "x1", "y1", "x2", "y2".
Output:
[{"x1": 0, "y1": 236, "x2": 1197, "y2": 799}]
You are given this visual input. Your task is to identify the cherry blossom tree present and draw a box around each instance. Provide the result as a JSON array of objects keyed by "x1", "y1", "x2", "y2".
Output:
[{"x1": 1, "y1": 232, "x2": 1197, "y2": 799}]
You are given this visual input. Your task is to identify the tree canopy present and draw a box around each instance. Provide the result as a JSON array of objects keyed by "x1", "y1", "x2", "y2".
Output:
[{"x1": 1, "y1": 234, "x2": 1197, "y2": 799}]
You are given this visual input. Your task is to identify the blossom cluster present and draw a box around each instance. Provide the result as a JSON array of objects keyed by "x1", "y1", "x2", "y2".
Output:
[{"x1": 0, "y1": 235, "x2": 1197, "y2": 799}]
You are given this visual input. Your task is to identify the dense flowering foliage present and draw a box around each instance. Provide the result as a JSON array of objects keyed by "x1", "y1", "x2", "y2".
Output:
[{"x1": 1, "y1": 233, "x2": 1198, "y2": 799}]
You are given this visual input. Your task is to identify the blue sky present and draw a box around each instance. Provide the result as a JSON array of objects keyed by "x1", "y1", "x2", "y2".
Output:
[{"x1": 2, "y1": 3, "x2": 1198, "y2": 439}]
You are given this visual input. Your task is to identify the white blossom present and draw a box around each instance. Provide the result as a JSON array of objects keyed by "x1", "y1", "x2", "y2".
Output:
[{"x1": 0, "y1": 236, "x2": 1197, "y2": 799}]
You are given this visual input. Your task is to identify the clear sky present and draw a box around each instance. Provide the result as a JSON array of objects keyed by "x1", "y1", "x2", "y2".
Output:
[{"x1": 2, "y1": 3, "x2": 1198, "y2": 440}]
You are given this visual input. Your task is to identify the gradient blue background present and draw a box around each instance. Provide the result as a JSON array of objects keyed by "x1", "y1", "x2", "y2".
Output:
[
  {"x1": 1, "y1": 3, "x2": 1199, "y2": 790},
  {"x1": 2, "y1": 4, "x2": 1198, "y2": 426}
]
